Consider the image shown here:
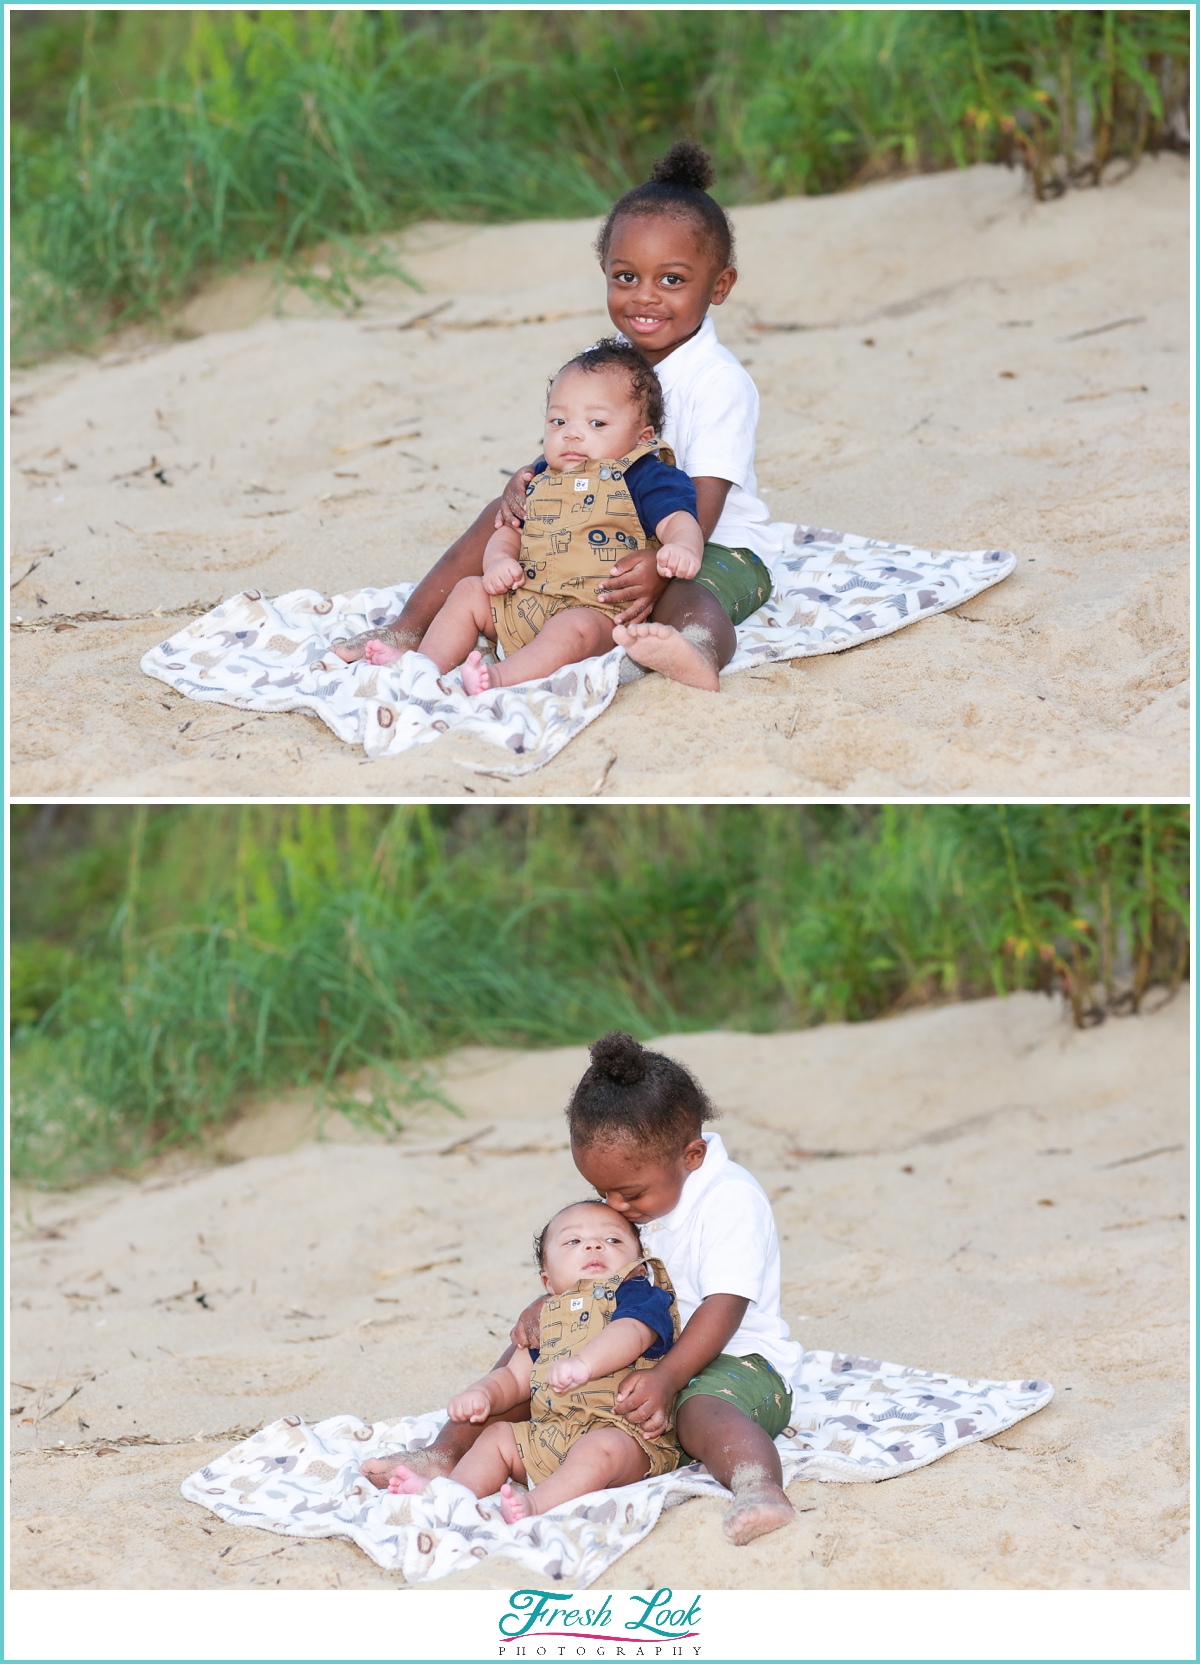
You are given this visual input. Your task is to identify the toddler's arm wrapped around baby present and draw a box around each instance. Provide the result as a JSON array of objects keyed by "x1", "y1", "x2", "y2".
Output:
[{"x1": 616, "y1": 1291, "x2": 750, "y2": 1438}]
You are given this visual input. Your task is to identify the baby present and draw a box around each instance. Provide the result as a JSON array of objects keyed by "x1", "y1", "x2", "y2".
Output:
[
  {"x1": 386, "y1": 1200, "x2": 681, "y2": 1523},
  {"x1": 363, "y1": 340, "x2": 704, "y2": 694}
]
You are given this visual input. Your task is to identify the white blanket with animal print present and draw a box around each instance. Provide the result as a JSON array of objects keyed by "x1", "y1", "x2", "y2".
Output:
[
  {"x1": 141, "y1": 529, "x2": 1015, "y2": 776},
  {"x1": 181, "y1": 1349, "x2": 1051, "y2": 1587}
]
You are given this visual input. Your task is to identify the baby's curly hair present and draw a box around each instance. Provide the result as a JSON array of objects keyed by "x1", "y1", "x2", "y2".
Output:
[
  {"x1": 551, "y1": 338, "x2": 665, "y2": 437},
  {"x1": 566, "y1": 1032, "x2": 717, "y2": 1159},
  {"x1": 533, "y1": 1200, "x2": 642, "y2": 1272}
]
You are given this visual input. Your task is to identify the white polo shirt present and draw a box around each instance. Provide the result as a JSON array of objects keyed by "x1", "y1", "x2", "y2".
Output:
[
  {"x1": 638, "y1": 1131, "x2": 802, "y2": 1386},
  {"x1": 636, "y1": 317, "x2": 777, "y2": 563}
]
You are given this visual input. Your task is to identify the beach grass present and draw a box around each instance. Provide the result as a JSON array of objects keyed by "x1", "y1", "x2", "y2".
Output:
[
  {"x1": 10, "y1": 9, "x2": 1189, "y2": 360},
  {"x1": 10, "y1": 805, "x2": 1189, "y2": 1186}
]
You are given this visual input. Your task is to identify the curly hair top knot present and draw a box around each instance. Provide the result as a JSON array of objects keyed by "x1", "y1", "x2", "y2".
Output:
[
  {"x1": 589, "y1": 1030, "x2": 649, "y2": 1086},
  {"x1": 650, "y1": 139, "x2": 715, "y2": 192},
  {"x1": 595, "y1": 140, "x2": 735, "y2": 270},
  {"x1": 567, "y1": 1032, "x2": 716, "y2": 1158}
]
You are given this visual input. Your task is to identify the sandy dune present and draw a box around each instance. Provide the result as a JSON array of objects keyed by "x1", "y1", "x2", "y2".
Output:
[
  {"x1": 10, "y1": 990, "x2": 1189, "y2": 1590},
  {"x1": 8, "y1": 158, "x2": 1191, "y2": 798}
]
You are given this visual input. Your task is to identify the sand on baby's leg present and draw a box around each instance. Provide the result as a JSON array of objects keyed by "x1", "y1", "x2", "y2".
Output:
[
  {"x1": 468, "y1": 605, "x2": 616, "y2": 693},
  {"x1": 675, "y1": 1395, "x2": 795, "y2": 1545}
]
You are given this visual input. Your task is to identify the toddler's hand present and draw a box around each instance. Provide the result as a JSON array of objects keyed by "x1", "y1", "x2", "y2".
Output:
[
  {"x1": 483, "y1": 557, "x2": 525, "y2": 596},
  {"x1": 447, "y1": 1389, "x2": 492, "y2": 1424},
  {"x1": 615, "y1": 1366, "x2": 674, "y2": 1439},
  {"x1": 497, "y1": 466, "x2": 536, "y2": 529},
  {"x1": 655, "y1": 541, "x2": 702, "y2": 581},
  {"x1": 510, "y1": 1295, "x2": 546, "y2": 1351},
  {"x1": 546, "y1": 1356, "x2": 591, "y2": 1394}
]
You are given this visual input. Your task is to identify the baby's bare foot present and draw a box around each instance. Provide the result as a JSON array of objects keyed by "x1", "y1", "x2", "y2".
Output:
[
  {"x1": 500, "y1": 1481, "x2": 534, "y2": 1524},
  {"x1": 387, "y1": 1462, "x2": 435, "y2": 1496},
  {"x1": 612, "y1": 622, "x2": 719, "y2": 692},
  {"x1": 721, "y1": 1466, "x2": 795, "y2": 1545},
  {"x1": 361, "y1": 1449, "x2": 454, "y2": 1490},
  {"x1": 333, "y1": 627, "x2": 413, "y2": 665},
  {"x1": 460, "y1": 649, "x2": 495, "y2": 696},
  {"x1": 364, "y1": 638, "x2": 404, "y2": 666}
]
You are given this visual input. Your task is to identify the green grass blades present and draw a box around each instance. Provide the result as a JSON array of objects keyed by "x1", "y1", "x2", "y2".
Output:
[
  {"x1": 9, "y1": 806, "x2": 1189, "y2": 1187},
  {"x1": 10, "y1": 10, "x2": 1189, "y2": 360}
]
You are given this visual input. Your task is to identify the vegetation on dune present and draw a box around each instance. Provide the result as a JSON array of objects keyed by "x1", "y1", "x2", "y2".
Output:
[
  {"x1": 10, "y1": 805, "x2": 1189, "y2": 1186},
  {"x1": 10, "y1": 9, "x2": 1190, "y2": 360}
]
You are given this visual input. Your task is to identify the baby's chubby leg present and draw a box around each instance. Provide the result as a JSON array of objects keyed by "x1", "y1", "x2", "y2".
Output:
[
  {"x1": 473, "y1": 605, "x2": 615, "y2": 693},
  {"x1": 441, "y1": 1420, "x2": 529, "y2": 1502},
  {"x1": 331, "y1": 497, "x2": 501, "y2": 663},
  {"x1": 389, "y1": 1420, "x2": 528, "y2": 1500},
  {"x1": 363, "y1": 1407, "x2": 530, "y2": 1490},
  {"x1": 501, "y1": 1426, "x2": 651, "y2": 1523},
  {"x1": 417, "y1": 576, "x2": 498, "y2": 675}
]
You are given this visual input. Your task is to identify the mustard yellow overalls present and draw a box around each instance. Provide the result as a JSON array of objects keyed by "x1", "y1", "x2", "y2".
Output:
[
  {"x1": 512, "y1": 1256, "x2": 683, "y2": 1486},
  {"x1": 492, "y1": 442, "x2": 677, "y2": 656}
]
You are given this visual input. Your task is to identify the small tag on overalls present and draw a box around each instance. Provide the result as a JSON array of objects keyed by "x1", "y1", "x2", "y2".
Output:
[
  {"x1": 570, "y1": 1297, "x2": 584, "y2": 1310},
  {"x1": 574, "y1": 477, "x2": 589, "y2": 492}
]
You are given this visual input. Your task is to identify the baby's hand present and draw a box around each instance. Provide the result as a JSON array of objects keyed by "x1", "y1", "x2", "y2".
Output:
[
  {"x1": 546, "y1": 1356, "x2": 591, "y2": 1394},
  {"x1": 447, "y1": 1389, "x2": 493, "y2": 1424},
  {"x1": 655, "y1": 541, "x2": 702, "y2": 581},
  {"x1": 483, "y1": 557, "x2": 526, "y2": 596}
]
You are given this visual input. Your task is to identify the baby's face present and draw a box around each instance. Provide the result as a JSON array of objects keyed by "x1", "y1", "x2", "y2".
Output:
[
  {"x1": 542, "y1": 365, "x2": 653, "y2": 472},
  {"x1": 539, "y1": 1202, "x2": 642, "y2": 1295}
]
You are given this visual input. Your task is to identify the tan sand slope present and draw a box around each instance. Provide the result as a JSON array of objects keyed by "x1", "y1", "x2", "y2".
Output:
[
  {"x1": 8, "y1": 159, "x2": 1190, "y2": 798},
  {"x1": 10, "y1": 991, "x2": 1189, "y2": 1590}
]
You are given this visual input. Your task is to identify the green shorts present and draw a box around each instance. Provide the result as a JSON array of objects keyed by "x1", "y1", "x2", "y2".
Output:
[
  {"x1": 675, "y1": 1352, "x2": 793, "y2": 1439},
  {"x1": 693, "y1": 544, "x2": 773, "y2": 626}
]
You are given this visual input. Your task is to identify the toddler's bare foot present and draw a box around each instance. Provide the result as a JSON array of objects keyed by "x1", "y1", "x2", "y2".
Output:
[
  {"x1": 721, "y1": 1466, "x2": 795, "y2": 1545},
  {"x1": 499, "y1": 1481, "x2": 534, "y2": 1524},
  {"x1": 460, "y1": 649, "x2": 496, "y2": 696},
  {"x1": 612, "y1": 622, "x2": 719, "y2": 692}
]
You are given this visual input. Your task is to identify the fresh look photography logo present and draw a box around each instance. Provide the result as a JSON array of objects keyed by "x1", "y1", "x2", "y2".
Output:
[{"x1": 497, "y1": 1588, "x2": 703, "y2": 1657}]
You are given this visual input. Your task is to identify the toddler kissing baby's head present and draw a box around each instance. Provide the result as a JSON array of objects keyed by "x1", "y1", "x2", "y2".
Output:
[{"x1": 533, "y1": 1200, "x2": 642, "y2": 1295}]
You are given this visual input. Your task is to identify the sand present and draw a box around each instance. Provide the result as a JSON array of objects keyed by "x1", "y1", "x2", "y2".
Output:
[
  {"x1": 9, "y1": 989, "x2": 1190, "y2": 1591},
  {"x1": 7, "y1": 158, "x2": 1191, "y2": 799}
]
